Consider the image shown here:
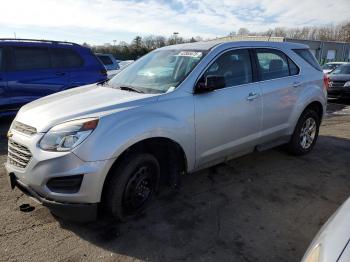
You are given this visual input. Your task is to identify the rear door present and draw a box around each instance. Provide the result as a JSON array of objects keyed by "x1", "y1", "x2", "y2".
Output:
[
  {"x1": 253, "y1": 48, "x2": 300, "y2": 141},
  {"x1": 6, "y1": 46, "x2": 68, "y2": 109},
  {"x1": 50, "y1": 48, "x2": 85, "y2": 88}
]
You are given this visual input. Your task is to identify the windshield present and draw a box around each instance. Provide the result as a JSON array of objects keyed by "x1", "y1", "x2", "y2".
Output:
[
  {"x1": 331, "y1": 65, "x2": 350, "y2": 75},
  {"x1": 108, "y1": 49, "x2": 205, "y2": 94}
]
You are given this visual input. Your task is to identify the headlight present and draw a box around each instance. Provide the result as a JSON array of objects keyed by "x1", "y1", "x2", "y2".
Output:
[
  {"x1": 39, "y1": 118, "x2": 99, "y2": 151},
  {"x1": 303, "y1": 244, "x2": 321, "y2": 262},
  {"x1": 344, "y1": 81, "x2": 350, "y2": 87}
]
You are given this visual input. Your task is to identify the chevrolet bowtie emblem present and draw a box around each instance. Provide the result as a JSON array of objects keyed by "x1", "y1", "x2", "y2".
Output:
[{"x1": 7, "y1": 130, "x2": 13, "y2": 139}]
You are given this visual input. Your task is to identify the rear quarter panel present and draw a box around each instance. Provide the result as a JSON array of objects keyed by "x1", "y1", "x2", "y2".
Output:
[{"x1": 287, "y1": 64, "x2": 326, "y2": 134}]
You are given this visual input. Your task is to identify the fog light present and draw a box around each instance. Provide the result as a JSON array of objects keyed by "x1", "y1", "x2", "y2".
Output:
[{"x1": 46, "y1": 175, "x2": 84, "y2": 193}]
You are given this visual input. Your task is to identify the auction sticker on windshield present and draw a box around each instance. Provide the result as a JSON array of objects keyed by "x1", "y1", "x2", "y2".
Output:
[{"x1": 177, "y1": 51, "x2": 202, "y2": 58}]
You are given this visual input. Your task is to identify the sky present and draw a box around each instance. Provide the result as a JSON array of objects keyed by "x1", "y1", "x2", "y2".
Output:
[{"x1": 0, "y1": 0, "x2": 349, "y2": 45}]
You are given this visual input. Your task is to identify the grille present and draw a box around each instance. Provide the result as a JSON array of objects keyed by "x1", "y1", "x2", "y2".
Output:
[
  {"x1": 329, "y1": 81, "x2": 346, "y2": 88},
  {"x1": 7, "y1": 140, "x2": 32, "y2": 169},
  {"x1": 12, "y1": 121, "x2": 37, "y2": 136}
]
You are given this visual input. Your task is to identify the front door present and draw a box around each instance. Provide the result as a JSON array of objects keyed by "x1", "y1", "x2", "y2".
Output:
[{"x1": 194, "y1": 49, "x2": 262, "y2": 168}]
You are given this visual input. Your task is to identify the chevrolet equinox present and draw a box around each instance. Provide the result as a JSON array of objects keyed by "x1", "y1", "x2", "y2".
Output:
[{"x1": 5, "y1": 41, "x2": 327, "y2": 221}]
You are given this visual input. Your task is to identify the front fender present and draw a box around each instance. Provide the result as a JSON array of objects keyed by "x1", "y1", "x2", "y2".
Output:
[{"x1": 73, "y1": 94, "x2": 196, "y2": 170}]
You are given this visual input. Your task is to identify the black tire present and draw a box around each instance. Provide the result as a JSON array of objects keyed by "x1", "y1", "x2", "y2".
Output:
[
  {"x1": 105, "y1": 153, "x2": 160, "y2": 221},
  {"x1": 287, "y1": 109, "x2": 320, "y2": 155}
]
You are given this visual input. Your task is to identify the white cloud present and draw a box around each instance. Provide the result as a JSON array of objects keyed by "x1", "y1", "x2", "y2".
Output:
[{"x1": 0, "y1": 0, "x2": 349, "y2": 44}]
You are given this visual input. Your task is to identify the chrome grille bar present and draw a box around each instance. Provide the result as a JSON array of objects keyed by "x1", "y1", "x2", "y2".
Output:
[{"x1": 7, "y1": 140, "x2": 32, "y2": 169}]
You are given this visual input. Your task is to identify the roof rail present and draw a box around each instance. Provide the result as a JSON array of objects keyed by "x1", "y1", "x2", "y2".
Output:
[{"x1": 0, "y1": 38, "x2": 80, "y2": 46}]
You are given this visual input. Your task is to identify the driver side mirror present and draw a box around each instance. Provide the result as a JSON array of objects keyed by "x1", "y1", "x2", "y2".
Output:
[{"x1": 196, "y1": 75, "x2": 225, "y2": 93}]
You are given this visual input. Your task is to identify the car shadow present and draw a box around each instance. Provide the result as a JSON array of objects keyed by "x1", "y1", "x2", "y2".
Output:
[{"x1": 56, "y1": 135, "x2": 350, "y2": 261}]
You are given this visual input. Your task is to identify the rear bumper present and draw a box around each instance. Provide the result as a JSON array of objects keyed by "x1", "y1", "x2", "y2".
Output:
[{"x1": 9, "y1": 173, "x2": 97, "y2": 222}]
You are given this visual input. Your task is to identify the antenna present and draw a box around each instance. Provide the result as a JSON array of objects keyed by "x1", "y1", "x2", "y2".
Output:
[{"x1": 14, "y1": 32, "x2": 17, "y2": 39}]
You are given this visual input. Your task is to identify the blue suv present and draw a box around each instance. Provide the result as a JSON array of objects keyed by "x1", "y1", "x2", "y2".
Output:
[{"x1": 0, "y1": 39, "x2": 107, "y2": 116}]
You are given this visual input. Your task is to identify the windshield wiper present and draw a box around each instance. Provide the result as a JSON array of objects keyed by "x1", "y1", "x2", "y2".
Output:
[{"x1": 118, "y1": 86, "x2": 144, "y2": 93}]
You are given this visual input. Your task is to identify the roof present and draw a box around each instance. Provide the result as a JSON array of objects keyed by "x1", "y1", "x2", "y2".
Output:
[
  {"x1": 326, "y1": 62, "x2": 348, "y2": 64},
  {"x1": 0, "y1": 38, "x2": 80, "y2": 47},
  {"x1": 160, "y1": 40, "x2": 308, "y2": 51}
]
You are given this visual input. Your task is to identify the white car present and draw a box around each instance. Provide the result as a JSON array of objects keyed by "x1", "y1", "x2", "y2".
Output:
[
  {"x1": 322, "y1": 62, "x2": 347, "y2": 74},
  {"x1": 302, "y1": 197, "x2": 350, "y2": 262},
  {"x1": 106, "y1": 60, "x2": 135, "y2": 79},
  {"x1": 118, "y1": 60, "x2": 134, "y2": 69}
]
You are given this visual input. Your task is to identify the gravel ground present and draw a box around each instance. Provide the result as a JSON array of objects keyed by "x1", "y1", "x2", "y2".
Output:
[{"x1": 0, "y1": 102, "x2": 349, "y2": 262}]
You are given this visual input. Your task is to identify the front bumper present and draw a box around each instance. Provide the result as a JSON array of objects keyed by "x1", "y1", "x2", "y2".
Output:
[
  {"x1": 9, "y1": 173, "x2": 97, "y2": 222},
  {"x1": 5, "y1": 129, "x2": 115, "y2": 221},
  {"x1": 328, "y1": 88, "x2": 350, "y2": 98}
]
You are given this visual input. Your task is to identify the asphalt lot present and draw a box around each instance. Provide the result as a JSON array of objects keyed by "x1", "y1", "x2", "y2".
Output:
[{"x1": 0, "y1": 101, "x2": 350, "y2": 262}]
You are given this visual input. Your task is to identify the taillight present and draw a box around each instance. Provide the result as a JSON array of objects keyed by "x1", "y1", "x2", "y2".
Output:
[
  {"x1": 323, "y1": 74, "x2": 329, "y2": 90},
  {"x1": 100, "y1": 68, "x2": 107, "y2": 76}
]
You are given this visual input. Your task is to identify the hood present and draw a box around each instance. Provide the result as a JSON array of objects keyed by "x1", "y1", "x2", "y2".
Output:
[
  {"x1": 328, "y1": 74, "x2": 350, "y2": 81},
  {"x1": 16, "y1": 84, "x2": 158, "y2": 132}
]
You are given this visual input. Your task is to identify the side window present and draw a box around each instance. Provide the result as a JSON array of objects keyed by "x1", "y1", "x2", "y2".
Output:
[
  {"x1": 293, "y1": 49, "x2": 322, "y2": 71},
  {"x1": 256, "y1": 49, "x2": 289, "y2": 81},
  {"x1": 288, "y1": 57, "x2": 299, "y2": 75},
  {"x1": 51, "y1": 48, "x2": 83, "y2": 68},
  {"x1": 203, "y1": 49, "x2": 253, "y2": 88},
  {"x1": 14, "y1": 47, "x2": 51, "y2": 71},
  {"x1": 98, "y1": 55, "x2": 113, "y2": 65}
]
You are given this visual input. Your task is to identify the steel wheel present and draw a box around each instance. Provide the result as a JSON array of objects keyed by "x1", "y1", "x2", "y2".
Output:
[
  {"x1": 122, "y1": 163, "x2": 157, "y2": 216},
  {"x1": 299, "y1": 117, "x2": 317, "y2": 150}
]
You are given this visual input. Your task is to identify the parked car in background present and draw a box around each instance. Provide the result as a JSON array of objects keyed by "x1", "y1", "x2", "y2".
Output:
[
  {"x1": 95, "y1": 53, "x2": 120, "y2": 71},
  {"x1": 302, "y1": 197, "x2": 350, "y2": 262},
  {"x1": 327, "y1": 63, "x2": 350, "y2": 99},
  {"x1": 118, "y1": 60, "x2": 134, "y2": 70},
  {"x1": 106, "y1": 60, "x2": 135, "y2": 79},
  {"x1": 0, "y1": 39, "x2": 107, "y2": 116},
  {"x1": 322, "y1": 62, "x2": 347, "y2": 74},
  {"x1": 6, "y1": 41, "x2": 327, "y2": 222}
]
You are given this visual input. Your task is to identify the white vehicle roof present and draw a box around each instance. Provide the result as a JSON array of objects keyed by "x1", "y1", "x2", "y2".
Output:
[{"x1": 325, "y1": 62, "x2": 348, "y2": 65}]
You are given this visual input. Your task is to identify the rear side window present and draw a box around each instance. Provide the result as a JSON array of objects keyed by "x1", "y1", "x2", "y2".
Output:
[
  {"x1": 51, "y1": 48, "x2": 83, "y2": 68},
  {"x1": 14, "y1": 47, "x2": 51, "y2": 71},
  {"x1": 97, "y1": 55, "x2": 113, "y2": 65},
  {"x1": 288, "y1": 58, "x2": 299, "y2": 75},
  {"x1": 203, "y1": 49, "x2": 253, "y2": 88},
  {"x1": 293, "y1": 49, "x2": 322, "y2": 71},
  {"x1": 256, "y1": 49, "x2": 289, "y2": 81}
]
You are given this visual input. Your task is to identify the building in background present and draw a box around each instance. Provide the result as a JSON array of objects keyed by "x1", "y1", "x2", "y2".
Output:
[{"x1": 216, "y1": 36, "x2": 350, "y2": 64}]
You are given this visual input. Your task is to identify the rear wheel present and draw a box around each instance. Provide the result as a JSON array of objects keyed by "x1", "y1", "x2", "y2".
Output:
[
  {"x1": 105, "y1": 153, "x2": 160, "y2": 221},
  {"x1": 287, "y1": 109, "x2": 320, "y2": 155}
]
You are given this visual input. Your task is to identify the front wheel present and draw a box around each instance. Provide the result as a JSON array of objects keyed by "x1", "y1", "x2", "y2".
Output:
[
  {"x1": 287, "y1": 109, "x2": 320, "y2": 155},
  {"x1": 105, "y1": 153, "x2": 160, "y2": 221}
]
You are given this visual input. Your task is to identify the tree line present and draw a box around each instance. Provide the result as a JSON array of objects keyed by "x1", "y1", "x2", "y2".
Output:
[{"x1": 90, "y1": 21, "x2": 350, "y2": 60}]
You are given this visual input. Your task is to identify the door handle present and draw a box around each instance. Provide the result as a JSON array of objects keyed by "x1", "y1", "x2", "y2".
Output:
[
  {"x1": 293, "y1": 81, "x2": 302, "y2": 88},
  {"x1": 246, "y1": 92, "x2": 259, "y2": 101},
  {"x1": 55, "y1": 72, "x2": 66, "y2": 76}
]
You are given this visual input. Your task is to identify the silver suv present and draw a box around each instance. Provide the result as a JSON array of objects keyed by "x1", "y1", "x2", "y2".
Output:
[{"x1": 5, "y1": 41, "x2": 327, "y2": 221}]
